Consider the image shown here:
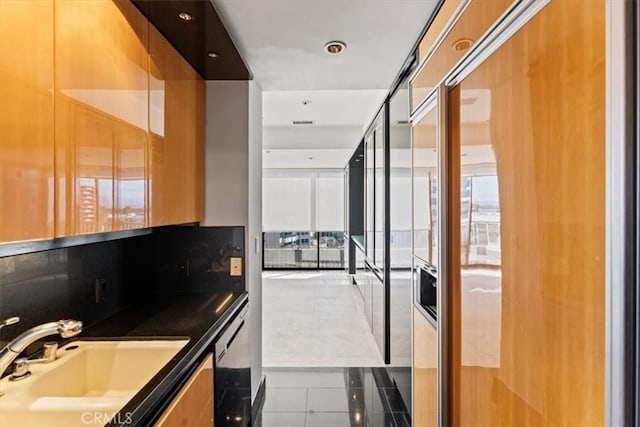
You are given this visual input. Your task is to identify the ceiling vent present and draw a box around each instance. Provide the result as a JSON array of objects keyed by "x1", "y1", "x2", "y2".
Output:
[{"x1": 292, "y1": 120, "x2": 314, "y2": 125}]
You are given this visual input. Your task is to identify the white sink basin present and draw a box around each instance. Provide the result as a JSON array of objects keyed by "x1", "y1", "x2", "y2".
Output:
[{"x1": 0, "y1": 339, "x2": 189, "y2": 427}]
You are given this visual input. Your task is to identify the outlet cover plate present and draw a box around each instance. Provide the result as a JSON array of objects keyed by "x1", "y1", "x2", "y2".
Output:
[{"x1": 230, "y1": 257, "x2": 242, "y2": 276}]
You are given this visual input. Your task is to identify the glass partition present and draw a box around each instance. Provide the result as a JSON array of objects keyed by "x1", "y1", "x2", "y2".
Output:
[
  {"x1": 365, "y1": 130, "x2": 375, "y2": 257},
  {"x1": 374, "y1": 113, "x2": 386, "y2": 269}
]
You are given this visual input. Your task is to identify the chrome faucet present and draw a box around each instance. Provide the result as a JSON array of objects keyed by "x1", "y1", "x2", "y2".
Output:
[{"x1": 0, "y1": 317, "x2": 83, "y2": 380}]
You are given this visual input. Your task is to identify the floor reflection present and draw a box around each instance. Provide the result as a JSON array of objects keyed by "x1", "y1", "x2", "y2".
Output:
[{"x1": 254, "y1": 367, "x2": 411, "y2": 427}]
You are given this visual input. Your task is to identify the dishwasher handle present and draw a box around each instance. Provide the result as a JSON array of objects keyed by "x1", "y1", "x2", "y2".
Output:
[
  {"x1": 215, "y1": 306, "x2": 247, "y2": 363},
  {"x1": 226, "y1": 320, "x2": 244, "y2": 349}
]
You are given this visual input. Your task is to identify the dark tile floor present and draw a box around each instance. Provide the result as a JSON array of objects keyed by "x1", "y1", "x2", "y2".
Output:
[{"x1": 252, "y1": 368, "x2": 411, "y2": 427}]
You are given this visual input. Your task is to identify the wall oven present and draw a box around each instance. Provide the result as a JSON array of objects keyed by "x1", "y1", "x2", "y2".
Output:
[{"x1": 415, "y1": 262, "x2": 437, "y2": 322}]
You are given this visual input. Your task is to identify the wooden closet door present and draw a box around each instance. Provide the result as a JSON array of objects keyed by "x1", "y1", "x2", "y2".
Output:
[{"x1": 449, "y1": 0, "x2": 605, "y2": 425}]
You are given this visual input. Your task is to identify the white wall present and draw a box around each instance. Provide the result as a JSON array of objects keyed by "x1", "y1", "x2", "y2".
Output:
[
  {"x1": 204, "y1": 81, "x2": 249, "y2": 226},
  {"x1": 204, "y1": 80, "x2": 263, "y2": 402},
  {"x1": 247, "y1": 81, "x2": 263, "y2": 402}
]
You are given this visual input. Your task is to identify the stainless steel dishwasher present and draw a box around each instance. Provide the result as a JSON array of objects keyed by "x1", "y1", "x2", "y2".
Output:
[{"x1": 214, "y1": 302, "x2": 251, "y2": 427}]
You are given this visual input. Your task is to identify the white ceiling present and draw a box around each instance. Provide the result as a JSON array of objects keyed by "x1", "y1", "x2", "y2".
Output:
[
  {"x1": 263, "y1": 148, "x2": 355, "y2": 169},
  {"x1": 213, "y1": 0, "x2": 440, "y2": 168},
  {"x1": 263, "y1": 90, "x2": 386, "y2": 127},
  {"x1": 264, "y1": 125, "x2": 364, "y2": 150},
  {"x1": 262, "y1": 89, "x2": 386, "y2": 151}
]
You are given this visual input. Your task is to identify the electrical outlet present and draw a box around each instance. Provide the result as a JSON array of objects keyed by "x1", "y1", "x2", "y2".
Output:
[
  {"x1": 178, "y1": 260, "x2": 190, "y2": 277},
  {"x1": 94, "y1": 278, "x2": 107, "y2": 303},
  {"x1": 230, "y1": 257, "x2": 242, "y2": 276}
]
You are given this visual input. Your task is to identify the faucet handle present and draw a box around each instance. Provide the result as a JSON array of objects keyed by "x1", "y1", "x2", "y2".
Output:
[
  {"x1": 9, "y1": 358, "x2": 31, "y2": 381},
  {"x1": 42, "y1": 342, "x2": 58, "y2": 362},
  {"x1": 0, "y1": 317, "x2": 19, "y2": 330},
  {"x1": 8, "y1": 341, "x2": 60, "y2": 382}
]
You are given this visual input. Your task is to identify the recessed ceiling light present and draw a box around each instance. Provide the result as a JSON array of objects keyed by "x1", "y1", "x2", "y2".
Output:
[
  {"x1": 324, "y1": 41, "x2": 346, "y2": 55},
  {"x1": 308, "y1": 157, "x2": 314, "y2": 160},
  {"x1": 452, "y1": 38, "x2": 473, "y2": 51},
  {"x1": 207, "y1": 51, "x2": 219, "y2": 58},
  {"x1": 178, "y1": 12, "x2": 193, "y2": 21}
]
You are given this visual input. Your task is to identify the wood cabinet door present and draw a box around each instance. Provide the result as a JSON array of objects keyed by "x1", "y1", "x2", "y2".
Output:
[
  {"x1": 413, "y1": 307, "x2": 437, "y2": 427},
  {"x1": 155, "y1": 353, "x2": 214, "y2": 427},
  {"x1": 410, "y1": 0, "x2": 514, "y2": 113},
  {"x1": 149, "y1": 25, "x2": 204, "y2": 227},
  {"x1": 114, "y1": 122, "x2": 148, "y2": 230},
  {"x1": 0, "y1": 0, "x2": 54, "y2": 243},
  {"x1": 54, "y1": 0, "x2": 149, "y2": 236}
]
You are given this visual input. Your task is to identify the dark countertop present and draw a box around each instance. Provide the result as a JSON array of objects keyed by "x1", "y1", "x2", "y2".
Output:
[{"x1": 76, "y1": 291, "x2": 248, "y2": 427}]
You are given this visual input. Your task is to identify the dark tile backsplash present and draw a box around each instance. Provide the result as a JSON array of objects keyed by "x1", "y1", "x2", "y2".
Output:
[
  {"x1": 0, "y1": 225, "x2": 245, "y2": 352},
  {"x1": 127, "y1": 226, "x2": 245, "y2": 296},
  {"x1": 0, "y1": 239, "x2": 129, "y2": 352}
]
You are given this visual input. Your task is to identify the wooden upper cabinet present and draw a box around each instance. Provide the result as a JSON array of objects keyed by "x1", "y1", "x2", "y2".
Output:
[
  {"x1": 417, "y1": 0, "x2": 464, "y2": 62},
  {"x1": 410, "y1": 0, "x2": 514, "y2": 113},
  {"x1": 449, "y1": 0, "x2": 605, "y2": 425},
  {"x1": 1, "y1": 0, "x2": 204, "y2": 243},
  {"x1": 149, "y1": 25, "x2": 205, "y2": 227},
  {"x1": 155, "y1": 353, "x2": 214, "y2": 427},
  {"x1": 0, "y1": 0, "x2": 54, "y2": 243},
  {"x1": 414, "y1": 308, "x2": 437, "y2": 427},
  {"x1": 54, "y1": 0, "x2": 149, "y2": 236}
]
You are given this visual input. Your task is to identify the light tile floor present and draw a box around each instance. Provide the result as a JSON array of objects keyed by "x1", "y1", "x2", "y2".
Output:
[{"x1": 262, "y1": 271, "x2": 384, "y2": 367}]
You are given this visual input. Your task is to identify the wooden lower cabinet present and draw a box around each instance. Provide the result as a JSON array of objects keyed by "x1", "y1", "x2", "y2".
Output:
[
  {"x1": 155, "y1": 353, "x2": 214, "y2": 427},
  {"x1": 413, "y1": 308, "x2": 437, "y2": 427}
]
